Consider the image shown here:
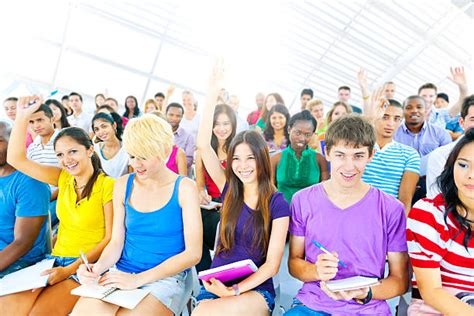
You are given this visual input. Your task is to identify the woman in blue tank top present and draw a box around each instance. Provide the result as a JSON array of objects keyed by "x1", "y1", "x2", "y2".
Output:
[
  {"x1": 193, "y1": 62, "x2": 290, "y2": 316},
  {"x1": 73, "y1": 114, "x2": 202, "y2": 316}
]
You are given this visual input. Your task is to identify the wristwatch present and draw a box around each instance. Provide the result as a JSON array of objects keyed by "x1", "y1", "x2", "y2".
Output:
[
  {"x1": 232, "y1": 284, "x2": 240, "y2": 296},
  {"x1": 354, "y1": 287, "x2": 372, "y2": 305}
]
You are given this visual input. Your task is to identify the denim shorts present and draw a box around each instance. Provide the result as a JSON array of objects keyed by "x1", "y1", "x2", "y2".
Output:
[
  {"x1": 196, "y1": 286, "x2": 275, "y2": 312},
  {"x1": 139, "y1": 269, "x2": 189, "y2": 315},
  {"x1": 283, "y1": 298, "x2": 331, "y2": 316},
  {"x1": 45, "y1": 254, "x2": 80, "y2": 283}
]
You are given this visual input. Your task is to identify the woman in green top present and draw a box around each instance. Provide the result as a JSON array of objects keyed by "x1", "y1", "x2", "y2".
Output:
[{"x1": 271, "y1": 110, "x2": 329, "y2": 203}]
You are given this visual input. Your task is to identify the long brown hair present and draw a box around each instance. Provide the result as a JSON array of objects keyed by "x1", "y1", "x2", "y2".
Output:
[{"x1": 216, "y1": 130, "x2": 276, "y2": 257}]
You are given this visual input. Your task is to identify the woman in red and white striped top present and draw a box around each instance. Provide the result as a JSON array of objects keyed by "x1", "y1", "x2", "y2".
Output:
[{"x1": 407, "y1": 128, "x2": 474, "y2": 315}]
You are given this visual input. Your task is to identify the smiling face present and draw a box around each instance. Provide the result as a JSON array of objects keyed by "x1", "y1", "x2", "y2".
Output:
[
  {"x1": 93, "y1": 119, "x2": 116, "y2": 142},
  {"x1": 166, "y1": 106, "x2": 183, "y2": 131},
  {"x1": 95, "y1": 95, "x2": 105, "y2": 107},
  {"x1": 403, "y1": 98, "x2": 425, "y2": 128},
  {"x1": 213, "y1": 113, "x2": 233, "y2": 142},
  {"x1": 454, "y1": 142, "x2": 474, "y2": 204},
  {"x1": 270, "y1": 111, "x2": 287, "y2": 131},
  {"x1": 289, "y1": 120, "x2": 314, "y2": 151},
  {"x1": 231, "y1": 143, "x2": 258, "y2": 185},
  {"x1": 55, "y1": 136, "x2": 93, "y2": 176},
  {"x1": 374, "y1": 105, "x2": 403, "y2": 139},
  {"x1": 49, "y1": 104, "x2": 62, "y2": 124},
  {"x1": 419, "y1": 88, "x2": 437, "y2": 109},
  {"x1": 182, "y1": 94, "x2": 195, "y2": 112},
  {"x1": 28, "y1": 111, "x2": 55, "y2": 137},
  {"x1": 325, "y1": 142, "x2": 372, "y2": 189}
]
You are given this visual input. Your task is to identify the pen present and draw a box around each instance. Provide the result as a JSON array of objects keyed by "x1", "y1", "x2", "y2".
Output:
[
  {"x1": 311, "y1": 240, "x2": 348, "y2": 268},
  {"x1": 79, "y1": 250, "x2": 92, "y2": 272},
  {"x1": 28, "y1": 90, "x2": 59, "y2": 106}
]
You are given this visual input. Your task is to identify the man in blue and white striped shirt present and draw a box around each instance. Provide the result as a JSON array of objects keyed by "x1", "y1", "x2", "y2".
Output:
[{"x1": 363, "y1": 99, "x2": 420, "y2": 214}]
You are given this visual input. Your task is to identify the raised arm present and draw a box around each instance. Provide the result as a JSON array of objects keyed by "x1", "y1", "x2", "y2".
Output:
[
  {"x1": 7, "y1": 96, "x2": 61, "y2": 186},
  {"x1": 195, "y1": 60, "x2": 226, "y2": 192},
  {"x1": 447, "y1": 67, "x2": 469, "y2": 117},
  {"x1": 357, "y1": 68, "x2": 370, "y2": 108}
]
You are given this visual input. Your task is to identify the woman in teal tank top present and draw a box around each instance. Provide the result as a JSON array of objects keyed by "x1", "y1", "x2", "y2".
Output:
[
  {"x1": 271, "y1": 111, "x2": 329, "y2": 203},
  {"x1": 74, "y1": 114, "x2": 202, "y2": 316}
]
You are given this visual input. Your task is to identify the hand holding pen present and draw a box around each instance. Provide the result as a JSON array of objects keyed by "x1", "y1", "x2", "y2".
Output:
[
  {"x1": 77, "y1": 250, "x2": 101, "y2": 285},
  {"x1": 312, "y1": 240, "x2": 347, "y2": 281}
]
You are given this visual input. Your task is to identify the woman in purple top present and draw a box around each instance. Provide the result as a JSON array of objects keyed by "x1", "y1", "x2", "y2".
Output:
[{"x1": 193, "y1": 62, "x2": 290, "y2": 316}]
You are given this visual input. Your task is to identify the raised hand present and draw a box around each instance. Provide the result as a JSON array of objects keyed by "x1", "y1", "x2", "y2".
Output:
[
  {"x1": 208, "y1": 58, "x2": 225, "y2": 93},
  {"x1": 367, "y1": 87, "x2": 388, "y2": 121},
  {"x1": 16, "y1": 95, "x2": 44, "y2": 120},
  {"x1": 357, "y1": 68, "x2": 368, "y2": 89},
  {"x1": 448, "y1": 66, "x2": 467, "y2": 87}
]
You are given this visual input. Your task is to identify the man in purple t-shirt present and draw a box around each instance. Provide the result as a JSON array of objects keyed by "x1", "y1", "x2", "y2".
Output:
[{"x1": 286, "y1": 115, "x2": 409, "y2": 315}]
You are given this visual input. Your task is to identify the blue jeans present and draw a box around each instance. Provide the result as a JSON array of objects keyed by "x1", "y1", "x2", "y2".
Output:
[
  {"x1": 284, "y1": 298, "x2": 331, "y2": 315},
  {"x1": 196, "y1": 286, "x2": 275, "y2": 312}
]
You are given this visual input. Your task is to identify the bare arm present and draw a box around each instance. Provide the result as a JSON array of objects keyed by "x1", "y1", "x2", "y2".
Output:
[
  {"x1": 176, "y1": 148, "x2": 188, "y2": 176},
  {"x1": 270, "y1": 153, "x2": 281, "y2": 186},
  {"x1": 7, "y1": 96, "x2": 61, "y2": 186},
  {"x1": 195, "y1": 61, "x2": 226, "y2": 192},
  {"x1": 236, "y1": 217, "x2": 289, "y2": 293},
  {"x1": 288, "y1": 235, "x2": 319, "y2": 282},
  {"x1": 398, "y1": 171, "x2": 419, "y2": 215},
  {"x1": 0, "y1": 216, "x2": 45, "y2": 271},
  {"x1": 316, "y1": 153, "x2": 329, "y2": 181},
  {"x1": 371, "y1": 251, "x2": 409, "y2": 300},
  {"x1": 413, "y1": 266, "x2": 473, "y2": 315}
]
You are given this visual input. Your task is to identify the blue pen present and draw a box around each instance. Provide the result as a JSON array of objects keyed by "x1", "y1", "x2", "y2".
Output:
[
  {"x1": 28, "y1": 89, "x2": 59, "y2": 106},
  {"x1": 312, "y1": 240, "x2": 348, "y2": 268}
]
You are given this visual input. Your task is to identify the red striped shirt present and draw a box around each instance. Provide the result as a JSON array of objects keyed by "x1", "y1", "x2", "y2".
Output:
[{"x1": 407, "y1": 194, "x2": 474, "y2": 292}]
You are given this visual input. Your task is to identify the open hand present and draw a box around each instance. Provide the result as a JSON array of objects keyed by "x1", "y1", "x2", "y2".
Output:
[
  {"x1": 16, "y1": 95, "x2": 44, "y2": 120},
  {"x1": 448, "y1": 66, "x2": 467, "y2": 87}
]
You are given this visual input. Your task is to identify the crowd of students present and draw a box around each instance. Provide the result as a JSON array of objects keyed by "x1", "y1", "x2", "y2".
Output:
[{"x1": 0, "y1": 62, "x2": 472, "y2": 316}]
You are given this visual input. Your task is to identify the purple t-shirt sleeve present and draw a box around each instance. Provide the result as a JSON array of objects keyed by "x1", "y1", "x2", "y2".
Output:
[
  {"x1": 270, "y1": 191, "x2": 290, "y2": 220},
  {"x1": 288, "y1": 190, "x2": 306, "y2": 236},
  {"x1": 386, "y1": 199, "x2": 408, "y2": 252}
]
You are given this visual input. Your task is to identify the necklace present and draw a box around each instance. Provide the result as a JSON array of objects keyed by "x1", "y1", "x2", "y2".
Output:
[{"x1": 74, "y1": 180, "x2": 86, "y2": 190}]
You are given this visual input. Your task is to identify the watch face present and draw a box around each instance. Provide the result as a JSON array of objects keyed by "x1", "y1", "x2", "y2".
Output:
[{"x1": 455, "y1": 292, "x2": 474, "y2": 306}]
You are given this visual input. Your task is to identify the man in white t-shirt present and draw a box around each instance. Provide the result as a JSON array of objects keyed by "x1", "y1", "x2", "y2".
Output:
[
  {"x1": 180, "y1": 90, "x2": 200, "y2": 141},
  {"x1": 68, "y1": 92, "x2": 92, "y2": 132}
]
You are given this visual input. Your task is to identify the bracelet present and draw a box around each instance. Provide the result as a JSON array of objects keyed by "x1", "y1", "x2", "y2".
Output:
[
  {"x1": 362, "y1": 95, "x2": 370, "y2": 100},
  {"x1": 232, "y1": 284, "x2": 240, "y2": 296},
  {"x1": 354, "y1": 287, "x2": 372, "y2": 305}
]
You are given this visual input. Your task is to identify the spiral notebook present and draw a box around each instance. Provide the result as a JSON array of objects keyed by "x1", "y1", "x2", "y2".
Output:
[
  {"x1": 326, "y1": 276, "x2": 380, "y2": 291},
  {"x1": 0, "y1": 259, "x2": 55, "y2": 296},
  {"x1": 71, "y1": 284, "x2": 150, "y2": 310}
]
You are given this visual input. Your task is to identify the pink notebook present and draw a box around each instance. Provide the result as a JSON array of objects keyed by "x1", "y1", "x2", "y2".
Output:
[{"x1": 198, "y1": 259, "x2": 258, "y2": 283}]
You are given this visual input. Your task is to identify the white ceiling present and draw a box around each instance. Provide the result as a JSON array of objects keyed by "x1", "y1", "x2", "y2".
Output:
[{"x1": 0, "y1": 0, "x2": 472, "y2": 116}]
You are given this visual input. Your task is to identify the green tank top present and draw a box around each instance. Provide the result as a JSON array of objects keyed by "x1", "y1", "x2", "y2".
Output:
[{"x1": 276, "y1": 146, "x2": 320, "y2": 203}]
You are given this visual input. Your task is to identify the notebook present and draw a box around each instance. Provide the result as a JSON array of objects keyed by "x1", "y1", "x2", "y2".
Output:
[
  {"x1": 325, "y1": 276, "x2": 380, "y2": 292},
  {"x1": 0, "y1": 258, "x2": 55, "y2": 296},
  {"x1": 198, "y1": 259, "x2": 258, "y2": 283},
  {"x1": 200, "y1": 201, "x2": 222, "y2": 210},
  {"x1": 71, "y1": 284, "x2": 150, "y2": 310}
]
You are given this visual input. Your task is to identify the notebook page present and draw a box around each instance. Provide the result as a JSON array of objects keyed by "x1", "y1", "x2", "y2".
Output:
[
  {"x1": 0, "y1": 259, "x2": 55, "y2": 296},
  {"x1": 326, "y1": 276, "x2": 380, "y2": 291}
]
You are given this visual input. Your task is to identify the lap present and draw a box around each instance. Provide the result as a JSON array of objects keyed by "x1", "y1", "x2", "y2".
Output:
[
  {"x1": 194, "y1": 291, "x2": 269, "y2": 316},
  {"x1": 0, "y1": 288, "x2": 43, "y2": 316},
  {"x1": 30, "y1": 279, "x2": 81, "y2": 316}
]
